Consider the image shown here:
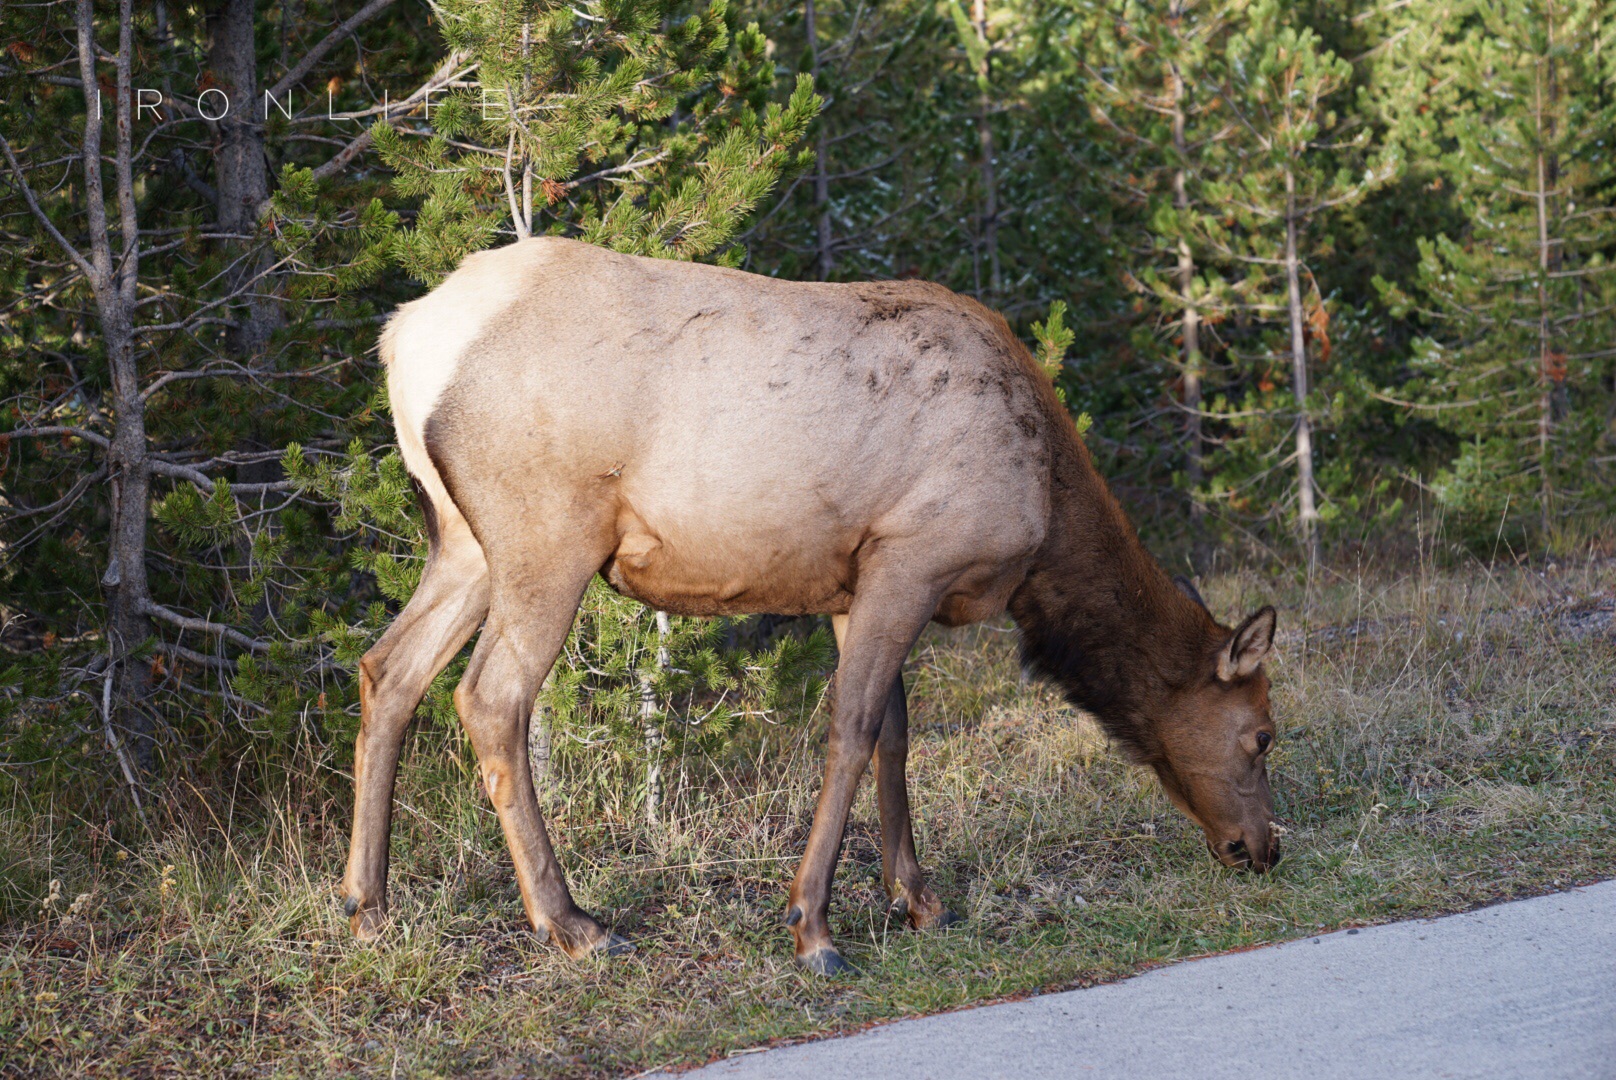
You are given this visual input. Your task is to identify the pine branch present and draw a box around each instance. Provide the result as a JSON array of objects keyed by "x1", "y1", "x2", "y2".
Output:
[{"x1": 292, "y1": 48, "x2": 476, "y2": 200}]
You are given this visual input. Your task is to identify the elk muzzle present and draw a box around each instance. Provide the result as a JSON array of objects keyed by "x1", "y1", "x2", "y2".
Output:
[{"x1": 1211, "y1": 820, "x2": 1282, "y2": 872}]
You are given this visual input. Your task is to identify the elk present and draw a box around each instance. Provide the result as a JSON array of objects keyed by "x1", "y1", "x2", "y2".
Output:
[{"x1": 342, "y1": 237, "x2": 1281, "y2": 975}]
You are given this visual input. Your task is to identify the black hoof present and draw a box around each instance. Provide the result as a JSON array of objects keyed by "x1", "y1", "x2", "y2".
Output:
[
  {"x1": 933, "y1": 908, "x2": 963, "y2": 930},
  {"x1": 343, "y1": 896, "x2": 360, "y2": 917},
  {"x1": 796, "y1": 948, "x2": 854, "y2": 976},
  {"x1": 599, "y1": 933, "x2": 635, "y2": 957}
]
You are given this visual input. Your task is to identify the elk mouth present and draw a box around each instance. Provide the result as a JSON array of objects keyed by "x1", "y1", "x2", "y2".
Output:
[{"x1": 1211, "y1": 833, "x2": 1282, "y2": 873}]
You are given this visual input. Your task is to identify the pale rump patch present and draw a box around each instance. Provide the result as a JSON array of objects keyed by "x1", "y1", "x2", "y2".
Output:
[{"x1": 379, "y1": 247, "x2": 531, "y2": 509}]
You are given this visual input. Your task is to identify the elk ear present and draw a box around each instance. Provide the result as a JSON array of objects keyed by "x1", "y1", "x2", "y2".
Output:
[
  {"x1": 1173, "y1": 575, "x2": 1207, "y2": 609},
  {"x1": 1218, "y1": 606, "x2": 1276, "y2": 682}
]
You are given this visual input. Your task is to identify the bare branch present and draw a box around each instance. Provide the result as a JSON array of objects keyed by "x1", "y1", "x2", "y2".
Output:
[
  {"x1": 0, "y1": 133, "x2": 99, "y2": 283},
  {"x1": 134, "y1": 250, "x2": 297, "y2": 333},
  {"x1": 167, "y1": 147, "x2": 218, "y2": 207},
  {"x1": 566, "y1": 151, "x2": 671, "y2": 190},
  {"x1": 265, "y1": 0, "x2": 400, "y2": 102},
  {"x1": 1371, "y1": 390, "x2": 1488, "y2": 412},
  {"x1": 141, "y1": 600, "x2": 272, "y2": 653},
  {"x1": 97, "y1": 663, "x2": 147, "y2": 820},
  {"x1": 0, "y1": 464, "x2": 107, "y2": 526},
  {"x1": 502, "y1": 124, "x2": 529, "y2": 239},
  {"x1": 311, "y1": 314, "x2": 389, "y2": 329},
  {"x1": 145, "y1": 457, "x2": 297, "y2": 495},
  {"x1": 153, "y1": 640, "x2": 238, "y2": 672},
  {"x1": 2, "y1": 425, "x2": 111, "y2": 448}
]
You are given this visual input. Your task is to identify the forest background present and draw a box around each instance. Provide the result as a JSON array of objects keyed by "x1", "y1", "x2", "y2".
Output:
[{"x1": 5, "y1": 0, "x2": 1611, "y2": 792}]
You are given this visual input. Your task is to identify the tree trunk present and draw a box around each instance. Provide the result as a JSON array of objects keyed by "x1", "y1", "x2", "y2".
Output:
[
  {"x1": 82, "y1": 0, "x2": 157, "y2": 768},
  {"x1": 973, "y1": 0, "x2": 1001, "y2": 298},
  {"x1": 1533, "y1": 6, "x2": 1559, "y2": 534},
  {"x1": 522, "y1": 21, "x2": 534, "y2": 236},
  {"x1": 1166, "y1": 8, "x2": 1204, "y2": 541},
  {"x1": 807, "y1": 0, "x2": 833, "y2": 280},
  {"x1": 1284, "y1": 167, "x2": 1320, "y2": 569},
  {"x1": 104, "y1": 307, "x2": 157, "y2": 769},
  {"x1": 641, "y1": 610, "x2": 671, "y2": 825},
  {"x1": 209, "y1": 0, "x2": 285, "y2": 485},
  {"x1": 528, "y1": 672, "x2": 552, "y2": 795},
  {"x1": 209, "y1": 0, "x2": 268, "y2": 240}
]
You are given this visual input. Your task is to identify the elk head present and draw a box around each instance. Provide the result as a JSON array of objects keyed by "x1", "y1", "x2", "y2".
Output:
[{"x1": 1152, "y1": 599, "x2": 1282, "y2": 872}]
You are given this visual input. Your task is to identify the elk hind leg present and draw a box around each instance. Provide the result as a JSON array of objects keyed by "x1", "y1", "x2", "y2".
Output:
[
  {"x1": 342, "y1": 505, "x2": 489, "y2": 939},
  {"x1": 454, "y1": 570, "x2": 629, "y2": 959}
]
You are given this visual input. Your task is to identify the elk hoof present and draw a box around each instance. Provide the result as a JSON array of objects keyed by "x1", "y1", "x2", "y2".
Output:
[
  {"x1": 348, "y1": 903, "x2": 387, "y2": 942},
  {"x1": 892, "y1": 887, "x2": 960, "y2": 931},
  {"x1": 553, "y1": 917, "x2": 633, "y2": 960},
  {"x1": 596, "y1": 933, "x2": 636, "y2": 958},
  {"x1": 796, "y1": 948, "x2": 854, "y2": 977}
]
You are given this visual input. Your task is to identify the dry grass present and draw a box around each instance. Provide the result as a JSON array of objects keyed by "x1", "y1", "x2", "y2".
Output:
[{"x1": 2, "y1": 555, "x2": 1613, "y2": 1077}]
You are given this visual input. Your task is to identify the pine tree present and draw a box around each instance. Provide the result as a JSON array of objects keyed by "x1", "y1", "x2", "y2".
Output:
[
  {"x1": 1200, "y1": 0, "x2": 1397, "y2": 565},
  {"x1": 750, "y1": 2, "x2": 1115, "y2": 319},
  {"x1": 742, "y1": 0, "x2": 937, "y2": 282},
  {"x1": 1375, "y1": 0, "x2": 1616, "y2": 542},
  {"x1": 373, "y1": 0, "x2": 818, "y2": 277},
  {"x1": 0, "y1": 0, "x2": 442, "y2": 784},
  {"x1": 1084, "y1": 0, "x2": 1236, "y2": 541}
]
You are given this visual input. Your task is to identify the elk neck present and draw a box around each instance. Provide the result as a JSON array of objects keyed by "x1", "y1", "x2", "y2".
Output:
[{"x1": 1008, "y1": 425, "x2": 1220, "y2": 762}]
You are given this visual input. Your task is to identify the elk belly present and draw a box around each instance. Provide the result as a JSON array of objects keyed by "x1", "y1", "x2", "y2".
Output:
[{"x1": 601, "y1": 526, "x2": 855, "y2": 617}]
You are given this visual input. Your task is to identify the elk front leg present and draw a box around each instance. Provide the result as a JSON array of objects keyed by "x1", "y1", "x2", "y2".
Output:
[
  {"x1": 788, "y1": 591, "x2": 937, "y2": 974},
  {"x1": 872, "y1": 677, "x2": 958, "y2": 931},
  {"x1": 830, "y1": 615, "x2": 955, "y2": 933}
]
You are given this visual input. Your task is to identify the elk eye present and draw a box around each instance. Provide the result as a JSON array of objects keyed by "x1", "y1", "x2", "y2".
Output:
[{"x1": 1256, "y1": 732, "x2": 1273, "y2": 753}]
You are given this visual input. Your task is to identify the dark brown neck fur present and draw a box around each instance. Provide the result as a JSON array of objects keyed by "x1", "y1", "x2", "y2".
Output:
[{"x1": 1008, "y1": 414, "x2": 1222, "y2": 762}]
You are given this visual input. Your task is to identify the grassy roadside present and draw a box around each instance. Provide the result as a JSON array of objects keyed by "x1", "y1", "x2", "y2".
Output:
[{"x1": 3, "y1": 556, "x2": 1613, "y2": 1078}]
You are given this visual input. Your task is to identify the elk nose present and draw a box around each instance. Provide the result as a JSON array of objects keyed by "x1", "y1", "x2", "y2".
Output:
[
  {"x1": 1247, "y1": 828, "x2": 1282, "y2": 873},
  {"x1": 1264, "y1": 822, "x2": 1284, "y2": 870}
]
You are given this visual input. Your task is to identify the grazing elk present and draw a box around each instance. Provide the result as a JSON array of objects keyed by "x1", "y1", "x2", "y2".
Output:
[{"x1": 342, "y1": 237, "x2": 1282, "y2": 975}]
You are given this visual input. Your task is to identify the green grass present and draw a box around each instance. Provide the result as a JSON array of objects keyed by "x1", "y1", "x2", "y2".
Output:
[{"x1": 3, "y1": 556, "x2": 1613, "y2": 1077}]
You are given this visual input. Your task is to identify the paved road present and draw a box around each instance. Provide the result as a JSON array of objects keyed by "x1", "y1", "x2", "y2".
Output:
[{"x1": 659, "y1": 879, "x2": 1616, "y2": 1080}]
